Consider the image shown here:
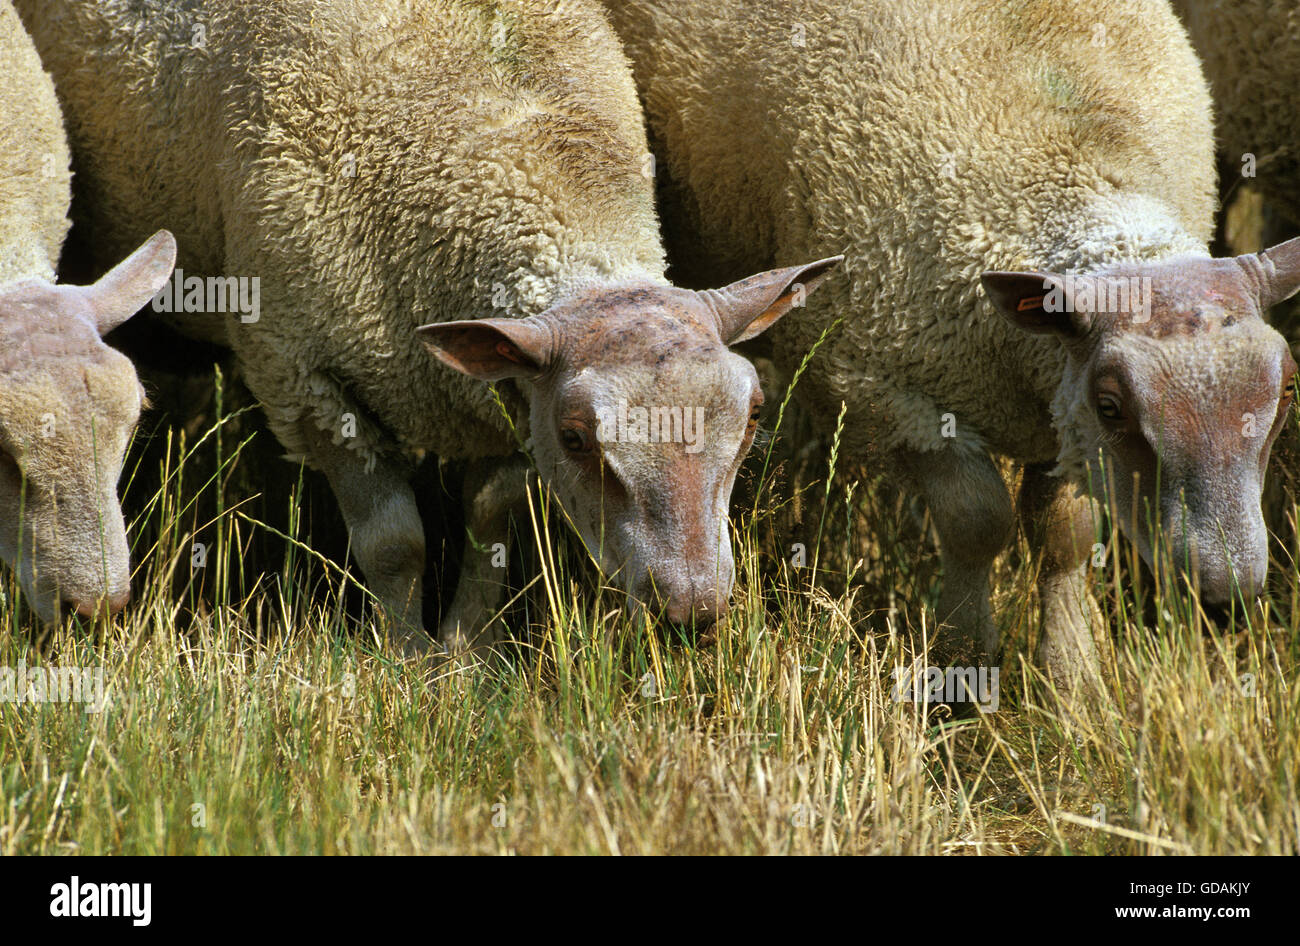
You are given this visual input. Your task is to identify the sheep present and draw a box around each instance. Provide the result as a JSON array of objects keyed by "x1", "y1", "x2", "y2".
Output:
[
  {"x1": 602, "y1": 0, "x2": 1300, "y2": 685},
  {"x1": 1172, "y1": 0, "x2": 1300, "y2": 230},
  {"x1": 15, "y1": 0, "x2": 840, "y2": 655},
  {"x1": 0, "y1": 0, "x2": 176, "y2": 624}
]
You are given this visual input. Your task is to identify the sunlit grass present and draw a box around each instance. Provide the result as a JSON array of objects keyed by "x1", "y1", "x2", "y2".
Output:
[{"x1": 0, "y1": 346, "x2": 1297, "y2": 855}]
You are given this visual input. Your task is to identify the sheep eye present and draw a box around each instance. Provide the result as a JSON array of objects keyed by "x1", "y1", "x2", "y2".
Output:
[
  {"x1": 1280, "y1": 376, "x2": 1299, "y2": 423},
  {"x1": 746, "y1": 393, "x2": 765, "y2": 434},
  {"x1": 1096, "y1": 394, "x2": 1124, "y2": 422},
  {"x1": 560, "y1": 426, "x2": 592, "y2": 455}
]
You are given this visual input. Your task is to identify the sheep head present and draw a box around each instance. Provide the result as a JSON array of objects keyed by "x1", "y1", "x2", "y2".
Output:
[
  {"x1": 0, "y1": 231, "x2": 176, "y2": 622},
  {"x1": 983, "y1": 238, "x2": 1300, "y2": 606},
  {"x1": 419, "y1": 256, "x2": 842, "y2": 626}
]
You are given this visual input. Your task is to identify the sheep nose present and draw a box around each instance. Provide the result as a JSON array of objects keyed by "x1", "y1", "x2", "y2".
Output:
[
  {"x1": 664, "y1": 589, "x2": 725, "y2": 628},
  {"x1": 71, "y1": 588, "x2": 131, "y2": 620},
  {"x1": 1194, "y1": 558, "x2": 1266, "y2": 607}
]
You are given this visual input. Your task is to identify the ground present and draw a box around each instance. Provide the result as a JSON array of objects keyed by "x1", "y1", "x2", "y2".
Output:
[{"x1": 1, "y1": 192, "x2": 1297, "y2": 855}]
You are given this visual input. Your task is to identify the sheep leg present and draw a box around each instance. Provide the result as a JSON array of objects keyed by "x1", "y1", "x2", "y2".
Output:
[
  {"x1": 299, "y1": 424, "x2": 431, "y2": 658},
  {"x1": 898, "y1": 445, "x2": 1013, "y2": 663},
  {"x1": 1018, "y1": 463, "x2": 1106, "y2": 690},
  {"x1": 439, "y1": 456, "x2": 530, "y2": 654}
]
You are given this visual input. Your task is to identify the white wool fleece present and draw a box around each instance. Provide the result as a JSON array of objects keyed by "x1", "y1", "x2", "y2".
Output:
[
  {"x1": 14, "y1": 0, "x2": 668, "y2": 468},
  {"x1": 1173, "y1": 0, "x2": 1300, "y2": 228},
  {"x1": 603, "y1": 0, "x2": 1217, "y2": 473},
  {"x1": 0, "y1": 0, "x2": 69, "y2": 286}
]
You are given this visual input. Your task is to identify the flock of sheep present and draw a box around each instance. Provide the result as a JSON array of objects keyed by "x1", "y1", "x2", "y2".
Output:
[{"x1": 2, "y1": 0, "x2": 1298, "y2": 692}]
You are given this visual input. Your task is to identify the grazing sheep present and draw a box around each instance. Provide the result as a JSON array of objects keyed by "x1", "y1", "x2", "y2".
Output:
[
  {"x1": 603, "y1": 0, "x2": 1300, "y2": 682},
  {"x1": 1173, "y1": 0, "x2": 1300, "y2": 230},
  {"x1": 15, "y1": 0, "x2": 840, "y2": 654},
  {"x1": 0, "y1": 0, "x2": 176, "y2": 623}
]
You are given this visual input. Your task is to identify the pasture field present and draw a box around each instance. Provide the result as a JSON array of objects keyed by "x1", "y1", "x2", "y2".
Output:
[
  {"x1": 3, "y1": 0, "x2": 1297, "y2": 864},
  {"x1": 2, "y1": 333, "x2": 1297, "y2": 857}
]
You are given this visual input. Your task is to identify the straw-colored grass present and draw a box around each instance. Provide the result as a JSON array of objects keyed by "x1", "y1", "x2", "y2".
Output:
[{"x1": 2, "y1": 330, "x2": 1297, "y2": 856}]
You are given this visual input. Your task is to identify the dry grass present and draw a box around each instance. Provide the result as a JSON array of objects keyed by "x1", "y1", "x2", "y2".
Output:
[
  {"x1": 3, "y1": 187, "x2": 1298, "y2": 856},
  {"x1": 1, "y1": 341, "x2": 1297, "y2": 856}
]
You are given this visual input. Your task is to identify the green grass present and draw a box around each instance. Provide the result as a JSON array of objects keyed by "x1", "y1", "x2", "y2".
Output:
[{"x1": 1, "y1": 346, "x2": 1297, "y2": 855}]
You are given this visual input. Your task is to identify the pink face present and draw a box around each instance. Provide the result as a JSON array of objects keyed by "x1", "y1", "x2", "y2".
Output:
[
  {"x1": 419, "y1": 256, "x2": 842, "y2": 626},
  {"x1": 1083, "y1": 303, "x2": 1294, "y2": 603},
  {"x1": 525, "y1": 292, "x2": 766, "y2": 626},
  {"x1": 0, "y1": 232, "x2": 175, "y2": 623},
  {"x1": 985, "y1": 240, "x2": 1300, "y2": 605},
  {"x1": 0, "y1": 305, "x2": 142, "y2": 621}
]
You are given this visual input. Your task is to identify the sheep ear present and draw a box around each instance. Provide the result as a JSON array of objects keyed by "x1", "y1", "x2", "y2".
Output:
[
  {"x1": 80, "y1": 231, "x2": 178, "y2": 336},
  {"x1": 700, "y1": 255, "x2": 843, "y2": 345},
  {"x1": 981, "y1": 271, "x2": 1089, "y2": 337},
  {"x1": 416, "y1": 317, "x2": 553, "y2": 382},
  {"x1": 1246, "y1": 236, "x2": 1300, "y2": 310}
]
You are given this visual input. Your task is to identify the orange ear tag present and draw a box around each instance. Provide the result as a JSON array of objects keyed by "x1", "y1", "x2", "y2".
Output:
[{"x1": 1017, "y1": 295, "x2": 1046, "y2": 312}]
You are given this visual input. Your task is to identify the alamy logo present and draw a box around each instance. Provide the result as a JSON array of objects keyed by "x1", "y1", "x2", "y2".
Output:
[
  {"x1": 595, "y1": 400, "x2": 706, "y2": 454},
  {"x1": 892, "y1": 665, "x2": 999, "y2": 713},
  {"x1": 152, "y1": 268, "x2": 260, "y2": 323},
  {"x1": 1039, "y1": 275, "x2": 1152, "y2": 322},
  {"x1": 0, "y1": 661, "x2": 105, "y2": 713},
  {"x1": 50, "y1": 876, "x2": 151, "y2": 926}
]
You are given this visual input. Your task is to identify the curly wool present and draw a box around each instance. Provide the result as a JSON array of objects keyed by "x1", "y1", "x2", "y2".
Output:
[
  {"x1": 16, "y1": 0, "x2": 668, "y2": 467},
  {"x1": 1173, "y1": 0, "x2": 1300, "y2": 227},
  {"x1": 603, "y1": 0, "x2": 1216, "y2": 478},
  {"x1": 0, "y1": 0, "x2": 70, "y2": 287}
]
